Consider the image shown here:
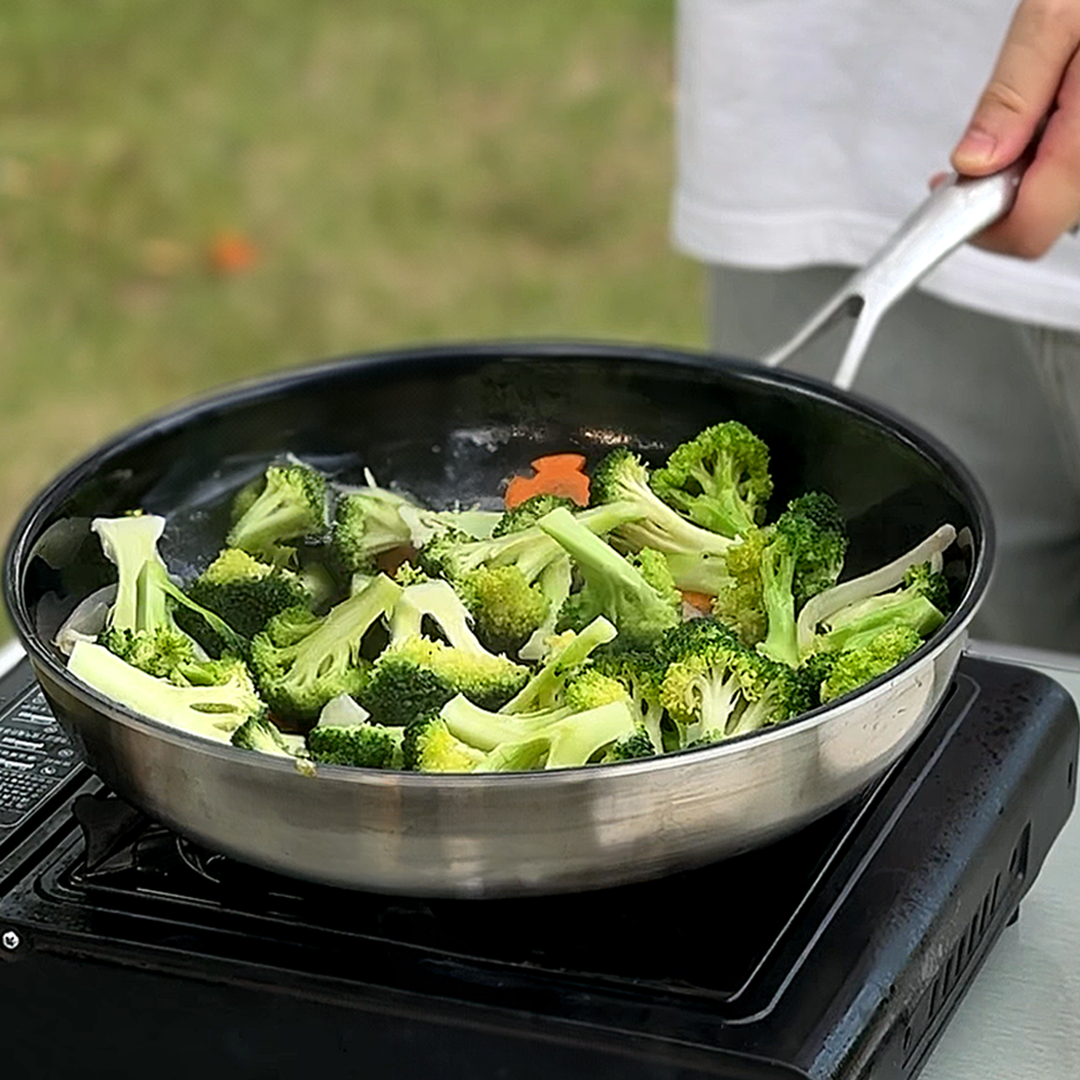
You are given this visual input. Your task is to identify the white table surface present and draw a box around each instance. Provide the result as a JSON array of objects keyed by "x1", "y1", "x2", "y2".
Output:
[{"x1": 920, "y1": 640, "x2": 1080, "y2": 1080}]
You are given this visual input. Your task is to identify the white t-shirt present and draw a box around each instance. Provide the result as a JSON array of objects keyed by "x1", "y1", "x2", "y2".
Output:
[{"x1": 672, "y1": 0, "x2": 1080, "y2": 331}]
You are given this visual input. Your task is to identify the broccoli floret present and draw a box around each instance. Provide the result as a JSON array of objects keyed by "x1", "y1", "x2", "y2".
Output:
[
  {"x1": 101, "y1": 623, "x2": 196, "y2": 680},
  {"x1": 226, "y1": 459, "x2": 329, "y2": 566},
  {"x1": 92, "y1": 515, "x2": 245, "y2": 675},
  {"x1": 182, "y1": 548, "x2": 314, "y2": 649},
  {"x1": 588, "y1": 448, "x2": 735, "y2": 557},
  {"x1": 417, "y1": 503, "x2": 632, "y2": 658},
  {"x1": 808, "y1": 560, "x2": 950, "y2": 656},
  {"x1": 657, "y1": 615, "x2": 806, "y2": 744},
  {"x1": 487, "y1": 701, "x2": 640, "y2": 771},
  {"x1": 722, "y1": 494, "x2": 847, "y2": 668},
  {"x1": 68, "y1": 640, "x2": 265, "y2": 742},
  {"x1": 455, "y1": 565, "x2": 550, "y2": 657},
  {"x1": 820, "y1": 626, "x2": 923, "y2": 703},
  {"x1": 651, "y1": 421, "x2": 773, "y2": 538},
  {"x1": 231, "y1": 715, "x2": 295, "y2": 756},
  {"x1": 590, "y1": 648, "x2": 668, "y2": 751},
  {"x1": 359, "y1": 579, "x2": 530, "y2": 723},
  {"x1": 306, "y1": 722, "x2": 405, "y2": 769},
  {"x1": 537, "y1": 508, "x2": 680, "y2": 650},
  {"x1": 419, "y1": 522, "x2": 560, "y2": 588},
  {"x1": 663, "y1": 551, "x2": 732, "y2": 598},
  {"x1": 401, "y1": 714, "x2": 487, "y2": 772},
  {"x1": 389, "y1": 577, "x2": 490, "y2": 652},
  {"x1": 712, "y1": 527, "x2": 770, "y2": 645},
  {"x1": 448, "y1": 698, "x2": 639, "y2": 772},
  {"x1": 501, "y1": 615, "x2": 618, "y2": 714},
  {"x1": 563, "y1": 667, "x2": 632, "y2": 712},
  {"x1": 492, "y1": 494, "x2": 578, "y2": 537},
  {"x1": 517, "y1": 556, "x2": 575, "y2": 662},
  {"x1": 249, "y1": 573, "x2": 401, "y2": 724},
  {"x1": 330, "y1": 484, "x2": 415, "y2": 574},
  {"x1": 794, "y1": 525, "x2": 958, "y2": 661},
  {"x1": 601, "y1": 727, "x2": 660, "y2": 762},
  {"x1": 439, "y1": 693, "x2": 571, "y2": 750},
  {"x1": 362, "y1": 636, "x2": 529, "y2": 725},
  {"x1": 796, "y1": 651, "x2": 838, "y2": 711},
  {"x1": 659, "y1": 620, "x2": 758, "y2": 743}
]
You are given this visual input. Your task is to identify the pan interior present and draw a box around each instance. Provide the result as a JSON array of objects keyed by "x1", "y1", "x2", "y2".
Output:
[{"x1": 10, "y1": 345, "x2": 985, "y2": 670}]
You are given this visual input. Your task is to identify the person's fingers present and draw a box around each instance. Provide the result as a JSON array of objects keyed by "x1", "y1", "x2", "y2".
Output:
[
  {"x1": 951, "y1": 0, "x2": 1080, "y2": 177},
  {"x1": 974, "y1": 50, "x2": 1080, "y2": 257}
]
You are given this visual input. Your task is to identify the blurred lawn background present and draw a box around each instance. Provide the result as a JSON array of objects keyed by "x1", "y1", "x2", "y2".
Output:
[{"x1": 0, "y1": 0, "x2": 703, "y2": 635}]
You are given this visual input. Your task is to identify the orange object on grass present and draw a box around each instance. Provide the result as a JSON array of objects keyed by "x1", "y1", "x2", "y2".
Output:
[
  {"x1": 208, "y1": 231, "x2": 259, "y2": 275},
  {"x1": 504, "y1": 454, "x2": 590, "y2": 508}
]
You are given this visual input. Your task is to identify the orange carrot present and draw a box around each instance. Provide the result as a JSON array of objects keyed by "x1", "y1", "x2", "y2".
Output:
[
  {"x1": 680, "y1": 590, "x2": 714, "y2": 615},
  {"x1": 504, "y1": 453, "x2": 590, "y2": 508}
]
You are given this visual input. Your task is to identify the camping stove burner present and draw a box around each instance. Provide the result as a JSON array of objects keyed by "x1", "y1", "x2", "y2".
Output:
[{"x1": 0, "y1": 654, "x2": 1076, "y2": 1080}]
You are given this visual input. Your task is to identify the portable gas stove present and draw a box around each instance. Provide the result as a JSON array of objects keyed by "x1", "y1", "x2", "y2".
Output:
[{"x1": 0, "y1": 650, "x2": 1075, "y2": 1080}]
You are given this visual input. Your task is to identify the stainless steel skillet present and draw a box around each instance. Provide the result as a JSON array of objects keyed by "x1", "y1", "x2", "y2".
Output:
[{"x1": 1, "y1": 167, "x2": 1017, "y2": 898}]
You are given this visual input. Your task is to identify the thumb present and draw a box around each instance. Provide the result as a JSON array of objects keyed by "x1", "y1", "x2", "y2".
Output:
[{"x1": 951, "y1": 2, "x2": 1080, "y2": 175}]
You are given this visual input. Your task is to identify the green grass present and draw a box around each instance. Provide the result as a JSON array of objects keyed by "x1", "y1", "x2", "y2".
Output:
[{"x1": 0, "y1": 0, "x2": 702, "y2": 619}]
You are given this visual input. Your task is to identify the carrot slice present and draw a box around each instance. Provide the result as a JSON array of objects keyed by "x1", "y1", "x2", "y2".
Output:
[
  {"x1": 680, "y1": 590, "x2": 714, "y2": 615},
  {"x1": 504, "y1": 453, "x2": 590, "y2": 508}
]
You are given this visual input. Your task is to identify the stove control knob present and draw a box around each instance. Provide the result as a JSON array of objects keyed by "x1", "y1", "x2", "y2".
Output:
[{"x1": 1, "y1": 929, "x2": 21, "y2": 952}]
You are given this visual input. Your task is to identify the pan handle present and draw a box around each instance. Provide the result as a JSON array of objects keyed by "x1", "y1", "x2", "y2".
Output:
[{"x1": 760, "y1": 160, "x2": 1026, "y2": 390}]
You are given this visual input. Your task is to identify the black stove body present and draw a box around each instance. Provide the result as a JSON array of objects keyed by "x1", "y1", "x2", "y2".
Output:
[{"x1": 0, "y1": 654, "x2": 1075, "y2": 1080}]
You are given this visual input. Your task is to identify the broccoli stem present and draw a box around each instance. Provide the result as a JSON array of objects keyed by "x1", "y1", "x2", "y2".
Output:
[{"x1": 501, "y1": 615, "x2": 617, "y2": 714}]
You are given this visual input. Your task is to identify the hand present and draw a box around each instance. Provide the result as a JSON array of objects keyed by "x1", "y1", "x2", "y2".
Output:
[{"x1": 951, "y1": 0, "x2": 1080, "y2": 258}]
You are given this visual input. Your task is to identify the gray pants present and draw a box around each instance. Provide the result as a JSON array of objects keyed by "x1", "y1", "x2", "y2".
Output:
[{"x1": 708, "y1": 264, "x2": 1080, "y2": 653}]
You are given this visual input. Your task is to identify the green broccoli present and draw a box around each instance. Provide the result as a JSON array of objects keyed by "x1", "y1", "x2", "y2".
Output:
[
  {"x1": 92, "y1": 514, "x2": 245, "y2": 676},
  {"x1": 361, "y1": 636, "x2": 529, "y2": 724},
  {"x1": 181, "y1": 548, "x2": 314, "y2": 648},
  {"x1": 388, "y1": 577, "x2": 490, "y2": 652},
  {"x1": 600, "y1": 728, "x2": 658, "y2": 762},
  {"x1": 659, "y1": 616, "x2": 807, "y2": 745},
  {"x1": 68, "y1": 640, "x2": 265, "y2": 743},
  {"x1": 796, "y1": 651, "x2": 839, "y2": 711},
  {"x1": 492, "y1": 494, "x2": 578, "y2": 537},
  {"x1": 330, "y1": 484, "x2": 415, "y2": 574},
  {"x1": 454, "y1": 564, "x2": 550, "y2": 657},
  {"x1": 249, "y1": 573, "x2": 401, "y2": 724},
  {"x1": 808, "y1": 560, "x2": 950, "y2": 656},
  {"x1": 716, "y1": 493, "x2": 847, "y2": 668},
  {"x1": 501, "y1": 615, "x2": 618, "y2": 714},
  {"x1": 820, "y1": 626, "x2": 923, "y2": 703},
  {"x1": 306, "y1": 722, "x2": 405, "y2": 769},
  {"x1": 537, "y1": 507, "x2": 680, "y2": 650},
  {"x1": 712, "y1": 526, "x2": 770, "y2": 645},
  {"x1": 231, "y1": 715, "x2": 295, "y2": 756},
  {"x1": 794, "y1": 524, "x2": 958, "y2": 661},
  {"x1": 401, "y1": 714, "x2": 488, "y2": 772},
  {"x1": 357, "y1": 578, "x2": 531, "y2": 723},
  {"x1": 435, "y1": 695, "x2": 640, "y2": 772},
  {"x1": 226, "y1": 458, "x2": 329, "y2": 566},
  {"x1": 590, "y1": 648, "x2": 669, "y2": 752},
  {"x1": 516, "y1": 556, "x2": 575, "y2": 662},
  {"x1": 650, "y1": 421, "x2": 773, "y2": 538},
  {"x1": 587, "y1": 448, "x2": 736, "y2": 557},
  {"x1": 475, "y1": 701, "x2": 639, "y2": 771}
]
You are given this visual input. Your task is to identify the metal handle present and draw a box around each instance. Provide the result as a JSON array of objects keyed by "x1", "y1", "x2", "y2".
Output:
[{"x1": 760, "y1": 160, "x2": 1025, "y2": 389}]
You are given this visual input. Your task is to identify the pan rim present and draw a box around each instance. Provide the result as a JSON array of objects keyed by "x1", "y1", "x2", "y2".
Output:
[{"x1": 3, "y1": 337, "x2": 994, "y2": 781}]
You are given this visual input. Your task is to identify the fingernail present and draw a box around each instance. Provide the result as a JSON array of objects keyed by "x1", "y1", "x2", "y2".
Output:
[{"x1": 954, "y1": 128, "x2": 997, "y2": 167}]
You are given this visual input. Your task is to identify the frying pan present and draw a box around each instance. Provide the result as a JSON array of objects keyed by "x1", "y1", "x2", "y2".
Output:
[{"x1": 2, "y1": 167, "x2": 1016, "y2": 897}]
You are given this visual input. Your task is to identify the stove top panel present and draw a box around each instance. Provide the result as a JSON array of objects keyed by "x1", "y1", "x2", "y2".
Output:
[{"x1": 0, "y1": 655, "x2": 1075, "y2": 1080}]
